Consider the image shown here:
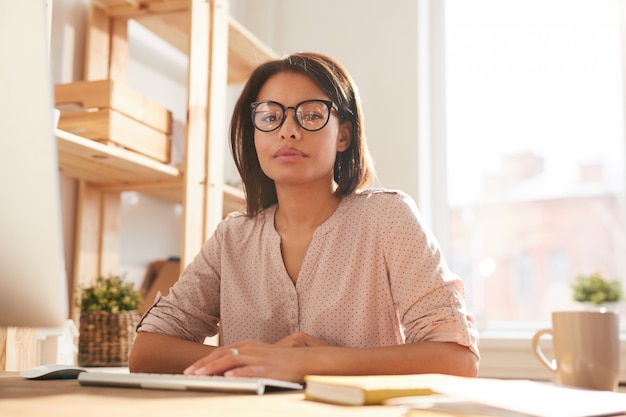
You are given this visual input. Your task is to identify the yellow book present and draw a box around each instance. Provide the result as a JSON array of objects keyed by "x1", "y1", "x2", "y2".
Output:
[{"x1": 303, "y1": 374, "x2": 460, "y2": 406}]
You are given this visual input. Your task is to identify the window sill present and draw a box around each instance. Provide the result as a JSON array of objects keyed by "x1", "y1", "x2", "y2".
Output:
[{"x1": 477, "y1": 331, "x2": 626, "y2": 383}]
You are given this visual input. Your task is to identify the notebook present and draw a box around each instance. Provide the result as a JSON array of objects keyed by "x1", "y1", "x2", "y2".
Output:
[
  {"x1": 77, "y1": 372, "x2": 303, "y2": 395},
  {"x1": 304, "y1": 373, "x2": 439, "y2": 405}
]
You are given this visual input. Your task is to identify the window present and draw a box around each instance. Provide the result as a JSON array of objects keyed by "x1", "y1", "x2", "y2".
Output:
[{"x1": 441, "y1": 0, "x2": 625, "y2": 328}]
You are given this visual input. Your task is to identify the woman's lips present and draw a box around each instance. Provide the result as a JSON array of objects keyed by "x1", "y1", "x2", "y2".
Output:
[{"x1": 274, "y1": 147, "x2": 306, "y2": 162}]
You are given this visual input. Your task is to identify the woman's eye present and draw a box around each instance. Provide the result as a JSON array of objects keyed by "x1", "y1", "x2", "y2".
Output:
[
  {"x1": 261, "y1": 112, "x2": 280, "y2": 122},
  {"x1": 301, "y1": 112, "x2": 323, "y2": 122}
]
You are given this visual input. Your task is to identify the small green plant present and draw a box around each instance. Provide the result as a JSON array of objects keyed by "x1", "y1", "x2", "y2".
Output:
[
  {"x1": 571, "y1": 272, "x2": 623, "y2": 305},
  {"x1": 77, "y1": 273, "x2": 142, "y2": 313}
]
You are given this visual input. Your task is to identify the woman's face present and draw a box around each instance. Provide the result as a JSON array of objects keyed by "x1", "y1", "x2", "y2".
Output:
[{"x1": 253, "y1": 72, "x2": 351, "y2": 190}]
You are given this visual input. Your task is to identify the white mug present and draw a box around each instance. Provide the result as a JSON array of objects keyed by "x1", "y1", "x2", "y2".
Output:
[{"x1": 532, "y1": 310, "x2": 619, "y2": 391}]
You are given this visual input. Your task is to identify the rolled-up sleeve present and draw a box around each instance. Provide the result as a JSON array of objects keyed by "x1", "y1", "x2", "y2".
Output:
[{"x1": 382, "y1": 193, "x2": 480, "y2": 359}]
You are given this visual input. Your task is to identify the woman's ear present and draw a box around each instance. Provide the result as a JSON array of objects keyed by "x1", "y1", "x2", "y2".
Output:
[{"x1": 337, "y1": 121, "x2": 352, "y2": 152}]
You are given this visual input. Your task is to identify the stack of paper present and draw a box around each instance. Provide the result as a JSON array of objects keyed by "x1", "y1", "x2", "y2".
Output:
[{"x1": 304, "y1": 374, "x2": 626, "y2": 417}]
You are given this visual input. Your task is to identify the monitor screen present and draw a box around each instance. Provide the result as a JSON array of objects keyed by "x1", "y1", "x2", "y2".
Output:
[{"x1": 0, "y1": 1, "x2": 69, "y2": 328}]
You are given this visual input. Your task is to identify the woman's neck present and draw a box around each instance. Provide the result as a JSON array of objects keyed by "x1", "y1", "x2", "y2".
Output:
[{"x1": 274, "y1": 183, "x2": 341, "y2": 231}]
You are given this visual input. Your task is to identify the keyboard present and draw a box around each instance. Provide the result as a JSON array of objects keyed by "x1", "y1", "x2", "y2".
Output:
[{"x1": 77, "y1": 372, "x2": 303, "y2": 395}]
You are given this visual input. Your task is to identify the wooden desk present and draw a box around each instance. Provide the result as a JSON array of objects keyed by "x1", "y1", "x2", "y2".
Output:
[{"x1": 0, "y1": 372, "x2": 404, "y2": 417}]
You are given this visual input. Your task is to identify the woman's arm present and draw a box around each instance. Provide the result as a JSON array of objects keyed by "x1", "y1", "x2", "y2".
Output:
[
  {"x1": 323, "y1": 341, "x2": 479, "y2": 377},
  {"x1": 183, "y1": 336, "x2": 478, "y2": 383},
  {"x1": 128, "y1": 332, "x2": 216, "y2": 374}
]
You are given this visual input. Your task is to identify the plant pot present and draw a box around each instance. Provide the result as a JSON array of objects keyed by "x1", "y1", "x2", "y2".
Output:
[
  {"x1": 581, "y1": 302, "x2": 620, "y2": 313},
  {"x1": 78, "y1": 310, "x2": 141, "y2": 367}
]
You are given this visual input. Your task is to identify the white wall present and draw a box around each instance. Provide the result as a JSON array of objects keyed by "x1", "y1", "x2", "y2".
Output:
[
  {"x1": 51, "y1": 0, "x2": 420, "y2": 285},
  {"x1": 231, "y1": 0, "x2": 419, "y2": 197}
]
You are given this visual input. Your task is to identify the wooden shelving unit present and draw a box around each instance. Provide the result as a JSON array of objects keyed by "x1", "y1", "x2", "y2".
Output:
[
  {"x1": 133, "y1": 9, "x2": 275, "y2": 85},
  {"x1": 65, "y1": 0, "x2": 274, "y2": 308}
]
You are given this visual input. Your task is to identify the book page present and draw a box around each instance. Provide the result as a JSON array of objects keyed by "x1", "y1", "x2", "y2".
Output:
[{"x1": 423, "y1": 378, "x2": 626, "y2": 417}]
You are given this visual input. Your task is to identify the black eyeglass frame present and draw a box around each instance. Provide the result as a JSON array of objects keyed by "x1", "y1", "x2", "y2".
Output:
[{"x1": 250, "y1": 99, "x2": 338, "y2": 132}]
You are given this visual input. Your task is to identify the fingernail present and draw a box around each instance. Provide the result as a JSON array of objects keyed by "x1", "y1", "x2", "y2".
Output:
[{"x1": 192, "y1": 367, "x2": 208, "y2": 375}]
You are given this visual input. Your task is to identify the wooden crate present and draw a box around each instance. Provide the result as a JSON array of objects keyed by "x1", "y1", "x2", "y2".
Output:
[{"x1": 55, "y1": 80, "x2": 172, "y2": 163}]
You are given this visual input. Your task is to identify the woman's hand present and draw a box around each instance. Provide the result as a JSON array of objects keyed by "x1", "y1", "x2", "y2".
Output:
[
  {"x1": 181, "y1": 337, "x2": 478, "y2": 383},
  {"x1": 183, "y1": 335, "x2": 326, "y2": 383}
]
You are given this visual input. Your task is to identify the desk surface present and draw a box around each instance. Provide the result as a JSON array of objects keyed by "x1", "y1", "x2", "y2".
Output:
[{"x1": 0, "y1": 372, "x2": 405, "y2": 417}]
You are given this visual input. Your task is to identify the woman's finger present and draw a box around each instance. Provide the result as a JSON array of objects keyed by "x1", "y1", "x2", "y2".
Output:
[{"x1": 183, "y1": 345, "x2": 244, "y2": 375}]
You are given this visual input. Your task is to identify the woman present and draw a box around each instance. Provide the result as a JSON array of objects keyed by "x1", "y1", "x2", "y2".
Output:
[{"x1": 129, "y1": 52, "x2": 479, "y2": 382}]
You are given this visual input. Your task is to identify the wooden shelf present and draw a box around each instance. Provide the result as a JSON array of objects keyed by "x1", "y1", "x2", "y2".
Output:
[
  {"x1": 57, "y1": 128, "x2": 245, "y2": 215},
  {"x1": 56, "y1": 128, "x2": 180, "y2": 187}
]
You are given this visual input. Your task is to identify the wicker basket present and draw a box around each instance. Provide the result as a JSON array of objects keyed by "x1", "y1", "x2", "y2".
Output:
[{"x1": 78, "y1": 310, "x2": 141, "y2": 367}]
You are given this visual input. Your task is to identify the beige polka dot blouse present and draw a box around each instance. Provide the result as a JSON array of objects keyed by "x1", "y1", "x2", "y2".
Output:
[{"x1": 137, "y1": 189, "x2": 480, "y2": 359}]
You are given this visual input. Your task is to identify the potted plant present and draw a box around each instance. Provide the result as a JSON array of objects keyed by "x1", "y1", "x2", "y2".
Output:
[
  {"x1": 76, "y1": 273, "x2": 142, "y2": 367},
  {"x1": 571, "y1": 271, "x2": 623, "y2": 310}
]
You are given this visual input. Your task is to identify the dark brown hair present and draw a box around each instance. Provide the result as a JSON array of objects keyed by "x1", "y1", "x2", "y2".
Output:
[{"x1": 230, "y1": 52, "x2": 374, "y2": 217}]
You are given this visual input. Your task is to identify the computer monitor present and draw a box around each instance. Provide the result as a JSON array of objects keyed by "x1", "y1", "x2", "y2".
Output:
[{"x1": 0, "y1": 1, "x2": 69, "y2": 327}]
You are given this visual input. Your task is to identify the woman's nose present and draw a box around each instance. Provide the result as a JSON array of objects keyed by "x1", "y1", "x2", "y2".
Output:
[{"x1": 280, "y1": 110, "x2": 301, "y2": 140}]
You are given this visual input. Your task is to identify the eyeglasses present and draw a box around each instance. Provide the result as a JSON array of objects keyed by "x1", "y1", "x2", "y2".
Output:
[{"x1": 250, "y1": 99, "x2": 338, "y2": 132}]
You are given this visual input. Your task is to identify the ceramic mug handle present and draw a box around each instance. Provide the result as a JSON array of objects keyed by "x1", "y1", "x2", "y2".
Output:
[{"x1": 531, "y1": 328, "x2": 557, "y2": 374}]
